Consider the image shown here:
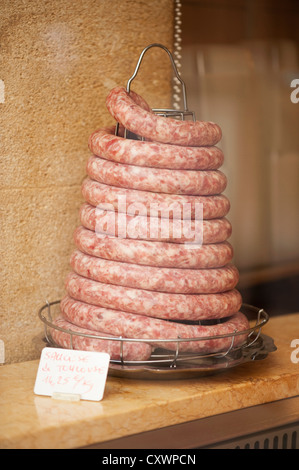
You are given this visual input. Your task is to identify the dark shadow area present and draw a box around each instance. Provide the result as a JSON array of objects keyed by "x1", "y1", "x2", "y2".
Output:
[{"x1": 239, "y1": 274, "x2": 299, "y2": 316}]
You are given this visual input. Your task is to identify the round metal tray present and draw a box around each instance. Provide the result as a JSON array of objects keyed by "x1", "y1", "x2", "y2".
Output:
[
  {"x1": 38, "y1": 301, "x2": 276, "y2": 380},
  {"x1": 107, "y1": 333, "x2": 276, "y2": 380}
]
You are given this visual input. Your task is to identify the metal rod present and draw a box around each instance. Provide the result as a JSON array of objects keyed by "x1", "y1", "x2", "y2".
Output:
[
  {"x1": 126, "y1": 43, "x2": 189, "y2": 112},
  {"x1": 115, "y1": 43, "x2": 196, "y2": 140}
]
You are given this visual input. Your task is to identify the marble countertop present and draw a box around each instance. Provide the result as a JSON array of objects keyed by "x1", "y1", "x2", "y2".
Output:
[{"x1": 1, "y1": 313, "x2": 299, "y2": 449}]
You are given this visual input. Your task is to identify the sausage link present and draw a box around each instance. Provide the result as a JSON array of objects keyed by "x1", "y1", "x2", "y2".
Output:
[
  {"x1": 70, "y1": 249, "x2": 239, "y2": 294},
  {"x1": 106, "y1": 86, "x2": 222, "y2": 147},
  {"x1": 65, "y1": 272, "x2": 242, "y2": 321},
  {"x1": 81, "y1": 178, "x2": 230, "y2": 220},
  {"x1": 58, "y1": 85, "x2": 243, "y2": 360},
  {"x1": 79, "y1": 202, "x2": 232, "y2": 244},
  {"x1": 61, "y1": 296, "x2": 250, "y2": 354},
  {"x1": 86, "y1": 155, "x2": 227, "y2": 196},
  {"x1": 89, "y1": 126, "x2": 224, "y2": 170},
  {"x1": 74, "y1": 226, "x2": 234, "y2": 269},
  {"x1": 51, "y1": 315, "x2": 152, "y2": 361}
]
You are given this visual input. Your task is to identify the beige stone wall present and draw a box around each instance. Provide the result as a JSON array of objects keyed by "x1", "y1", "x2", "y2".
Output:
[{"x1": 0, "y1": 0, "x2": 174, "y2": 363}]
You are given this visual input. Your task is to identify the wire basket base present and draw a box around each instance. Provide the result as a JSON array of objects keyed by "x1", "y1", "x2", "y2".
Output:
[
  {"x1": 107, "y1": 333, "x2": 276, "y2": 379},
  {"x1": 39, "y1": 301, "x2": 276, "y2": 379}
]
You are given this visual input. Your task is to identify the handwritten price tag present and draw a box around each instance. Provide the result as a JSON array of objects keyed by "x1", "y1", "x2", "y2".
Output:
[{"x1": 34, "y1": 348, "x2": 110, "y2": 401}]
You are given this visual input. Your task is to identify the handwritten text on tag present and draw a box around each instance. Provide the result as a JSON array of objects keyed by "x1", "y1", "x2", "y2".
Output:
[{"x1": 34, "y1": 348, "x2": 110, "y2": 401}]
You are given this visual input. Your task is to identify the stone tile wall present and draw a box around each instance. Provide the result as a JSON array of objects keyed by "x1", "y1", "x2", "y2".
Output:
[{"x1": 0, "y1": 0, "x2": 174, "y2": 363}]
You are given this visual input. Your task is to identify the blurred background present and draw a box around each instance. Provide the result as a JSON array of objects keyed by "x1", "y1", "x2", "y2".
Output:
[{"x1": 180, "y1": 0, "x2": 299, "y2": 315}]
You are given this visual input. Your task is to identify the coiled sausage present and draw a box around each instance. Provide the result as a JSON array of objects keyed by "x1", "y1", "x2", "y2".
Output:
[
  {"x1": 60, "y1": 296, "x2": 249, "y2": 354},
  {"x1": 65, "y1": 271, "x2": 242, "y2": 321},
  {"x1": 106, "y1": 86, "x2": 222, "y2": 146}
]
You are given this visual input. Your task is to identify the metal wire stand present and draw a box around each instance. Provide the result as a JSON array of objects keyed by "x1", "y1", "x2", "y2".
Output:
[
  {"x1": 115, "y1": 43, "x2": 195, "y2": 140},
  {"x1": 38, "y1": 301, "x2": 275, "y2": 379},
  {"x1": 38, "y1": 44, "x2": 276, "y2": 378}
]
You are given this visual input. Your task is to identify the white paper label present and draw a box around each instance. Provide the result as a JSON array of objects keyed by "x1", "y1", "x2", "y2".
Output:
[{"x1": 34, "y1": 347, "x2": 110, "y2": 401}]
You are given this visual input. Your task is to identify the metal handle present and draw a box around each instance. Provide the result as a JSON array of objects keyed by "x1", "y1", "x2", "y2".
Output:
[{"x1": 126, "y1": 43, "x2": 189, "y2": 112}]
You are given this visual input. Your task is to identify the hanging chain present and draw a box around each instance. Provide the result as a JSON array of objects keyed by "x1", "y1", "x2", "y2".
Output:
[{"x1": 173, "y1": 0, "x2": 183, "y2": 110}]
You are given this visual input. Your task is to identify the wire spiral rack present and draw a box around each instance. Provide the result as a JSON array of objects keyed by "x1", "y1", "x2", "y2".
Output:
[
  {"x1": 115, "y1": 42, "x2": 195, "y2": 141},
  {"x1": 38, "y1": 44, "x2": 276, "y2": 378},
  {"x1": 38, "y1": 301, "x2": 276, "y2": 379}
]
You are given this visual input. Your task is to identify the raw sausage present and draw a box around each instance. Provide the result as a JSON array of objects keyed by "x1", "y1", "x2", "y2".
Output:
[
  {"x1": 81, "y1": 178, "x2": 230, "y2": 220},
  {"x1": 80, "y1": 202, "x2": 232, "y2": 244},
  {"x1": 60, "y1": 296, "x2": 250, "y2": 354},
  {"x1": 79, "y1": 202, "x2": 232, "y2": 244},
  {"x1": 65, "y1": 271, "x2": 242, "y2": 320},
  {"x1": 74, "y1": 226, "x2": 234, "y2": 269},
  {"x1": 56, "y1": 84, "x2": 245, "y2": 361},
  {"x1": 106, "y1": 86, "x2": 222, "y2": 147},
  {"x1": 61, "y1": 296, "x2": 249, "y2": 354},
  {"x1": 86, "y1": 155, "x2": 227, "y2": 195},
  {"x1": 51, "y1": 315, "x2": 152, "y2": 361},
  {"x1": 88, "y1": 126, "x2": 224, "y2": 170},
  {"x1": 70, "y1": 249, "x2": 239, "y2": 294},
  {"x1": 123, "y1": 88, "x2": 152, "y2": 113}
]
